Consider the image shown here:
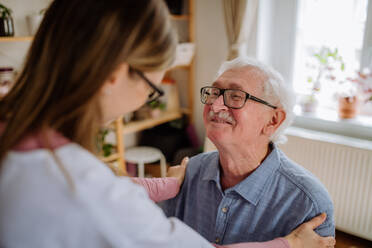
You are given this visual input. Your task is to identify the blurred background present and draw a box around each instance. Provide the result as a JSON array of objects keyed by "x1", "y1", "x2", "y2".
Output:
[{"x1": 0, "y1": 1, "x2": 371, "y2": 247}]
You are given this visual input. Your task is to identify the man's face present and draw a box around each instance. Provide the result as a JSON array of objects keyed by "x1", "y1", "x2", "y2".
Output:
[{"x1": 203, "y1": 66, "x2": 275, "y2": 147}]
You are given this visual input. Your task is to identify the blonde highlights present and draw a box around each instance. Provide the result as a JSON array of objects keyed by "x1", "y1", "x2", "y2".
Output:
[{"x1": 0, "y1": 0, "x2": 177, "y2": 164}]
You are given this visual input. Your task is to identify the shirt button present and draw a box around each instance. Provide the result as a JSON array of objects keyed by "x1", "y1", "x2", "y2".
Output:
[
  {"x1": 222, "y1": 207, "x2": 228, "y2": 213},
  {"x1": 215, "y1": 238, "x2": 220, "y2": 243}
]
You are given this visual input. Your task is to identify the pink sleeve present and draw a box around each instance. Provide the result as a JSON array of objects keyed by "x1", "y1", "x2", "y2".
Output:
[
  {"x1": 213, "y1": 238, "x2": 290, "y2": 248},
  {"x1": 131, "y1": 177, "x2": 180, "y2": 202}
]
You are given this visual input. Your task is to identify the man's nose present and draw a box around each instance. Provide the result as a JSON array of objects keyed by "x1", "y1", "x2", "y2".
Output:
[{"x1": 211, "y1": 95, "x2": 228, "y2": 112}]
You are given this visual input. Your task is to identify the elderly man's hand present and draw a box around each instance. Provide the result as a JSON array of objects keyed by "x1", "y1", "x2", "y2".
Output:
[
  {"x1": 285, "y1": 213, "x2": 336, "y2": 248},
  {"x1": 166, "y1": 157, "x2": 189, "y2": 186}
]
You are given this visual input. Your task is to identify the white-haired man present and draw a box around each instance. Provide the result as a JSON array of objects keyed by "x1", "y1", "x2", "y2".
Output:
[{"x1": 160, "y1": 57, "x2": 335, "y2": 245}]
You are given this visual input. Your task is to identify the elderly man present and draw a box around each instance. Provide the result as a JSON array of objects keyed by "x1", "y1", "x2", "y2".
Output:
[{"x1": 160, "y1": 57, "x2": 335, "y2": 245}]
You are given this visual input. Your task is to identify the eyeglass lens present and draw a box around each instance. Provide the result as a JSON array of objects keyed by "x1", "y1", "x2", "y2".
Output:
[{"x1": 201, "y1": 87, "x2": 246, "y2": 109}]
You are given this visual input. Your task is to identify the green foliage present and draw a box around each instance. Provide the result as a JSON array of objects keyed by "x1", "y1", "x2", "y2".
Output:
[
  {"x1": 307, "y1": 46, "x2": 346, "y2": 93},
  {"x1": 102, "y1": 143, "x2": 114, "y2": 157},
  {"x1": 97, "y1": 128, "x2": 114, "y2": 157},
  {"x1": 39, "y1": 8, "x2": 47, "y2": 15},
  {"x1": 0, "y1": 4, "x2": 12, "y2": 19},
  {"x1": 147, "y1": 100, "x2": 166, "y2": 110},
  {"x1": 313, "y1": 47, "x2": 345, "y2": 71}
]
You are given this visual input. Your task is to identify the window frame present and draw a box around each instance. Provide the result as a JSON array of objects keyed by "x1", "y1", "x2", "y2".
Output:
[{"x1": 256, "y1": 0, "x2": 372, "y2": 140}]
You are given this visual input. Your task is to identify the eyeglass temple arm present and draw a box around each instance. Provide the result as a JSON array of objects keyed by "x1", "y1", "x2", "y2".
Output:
[
  {"x1": 137, "y1": 71, "x2": 163, "y2": 95},
  {"x1": 248, "y1": 95, "x2": 277, "y2": 109}
]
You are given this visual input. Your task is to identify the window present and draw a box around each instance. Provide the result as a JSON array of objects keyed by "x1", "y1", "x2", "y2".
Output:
[
  {"x1": 292, "y1": 0, "x2": 369, "y2": 113},
  {"x1": 256, "y1": 0, "x2": 372, "y2": 140}
]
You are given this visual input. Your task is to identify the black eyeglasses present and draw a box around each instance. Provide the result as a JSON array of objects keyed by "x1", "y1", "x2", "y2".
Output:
[
  {"x1": 132, "y1": 69, "x2": 164, "y2": 103},
  {"x1": 200, "y1": 86, "x2": 277, "y2": 109}
]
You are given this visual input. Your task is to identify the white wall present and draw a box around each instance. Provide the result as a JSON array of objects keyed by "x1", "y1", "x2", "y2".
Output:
[
  {"x1": 193, "y1": 0, "x2": 228, "y2": 143},
  {"x1": 256, "y1": 0, "x2": 298, "y2": 84}
]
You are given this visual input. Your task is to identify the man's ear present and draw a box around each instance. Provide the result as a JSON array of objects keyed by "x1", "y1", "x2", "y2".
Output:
[{"x1": 263, "y1": 108, "x2": 286, "y2": 136}]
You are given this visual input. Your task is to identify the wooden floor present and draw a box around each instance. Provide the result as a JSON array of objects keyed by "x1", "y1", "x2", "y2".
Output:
[{"x1": 335, "y1": 230, "x2": 372, "y2": 248}]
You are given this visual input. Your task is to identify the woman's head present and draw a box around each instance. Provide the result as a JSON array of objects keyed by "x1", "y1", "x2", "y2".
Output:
[{"x1": 0, "y1": 0, "x2": 177, "y2": 160}]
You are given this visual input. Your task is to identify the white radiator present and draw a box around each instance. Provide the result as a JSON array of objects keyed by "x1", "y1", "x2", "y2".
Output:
[{"x1": 280, "y1": 127, "x2": 372, "y2": 241}]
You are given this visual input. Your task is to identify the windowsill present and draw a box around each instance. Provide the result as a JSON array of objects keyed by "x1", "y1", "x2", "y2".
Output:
[{"x1": 292, "y1": 105, "x2": 372, "y2": 141}]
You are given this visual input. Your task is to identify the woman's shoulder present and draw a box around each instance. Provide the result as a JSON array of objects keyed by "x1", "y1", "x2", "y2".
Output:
[
  {"x1": 4, "y1": 143, "x2": 107, "y2": 172},
  {"x1": 2, "y1": 143, "x2": 139, "y2": 197},
  {"x1": 2, "y1": 142, "x2": 150, "y2": 220},
  {"x1": 0, "y1": 144, "x2": 164, "y2": 247}
]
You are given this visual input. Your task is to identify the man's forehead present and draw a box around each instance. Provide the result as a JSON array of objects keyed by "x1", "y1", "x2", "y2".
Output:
[
  {"x1": 212, "y1": 79, "x2": 245, "y2": 89},
  {"x1": 213, "y1": 66, "x2": 267, "y2": 89}
]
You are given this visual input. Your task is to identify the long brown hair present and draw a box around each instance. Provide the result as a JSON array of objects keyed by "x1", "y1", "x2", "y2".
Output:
[{"x1": 0, "y1": 0, "x2": 176, "y2": 165}]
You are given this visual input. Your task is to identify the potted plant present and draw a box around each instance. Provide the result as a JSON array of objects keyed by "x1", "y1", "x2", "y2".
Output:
[
  {"x1": 299, "y1": 92, "x2": 318, "y2": 113},
  {"x1": 0, "y1": 3, "x2": 14, "y2": 36},
  {"x1": 148, "y1": 100, "x2": 166, "y2": 118},
  {"x1": 355, "y1": 69, "x2": 372, "y2": 102},
  {"x1": 26, "y1": 8, "x2": 46, "y2": 36},
  {"x1": 347, "y1": 69, "x2": 372, "y2": 116},
  {"x1": 97, "y1": 129, "x2": 114, "y2": 157},
  {"x1": 336, "y1": 80, "x2": 359, "y2": 119},
  {"x1": 133, "y1": 100, "x2": 166, "y2": 120},
  {"x1": 301, "y1": 47, "x2": 345, "y2": 113}
]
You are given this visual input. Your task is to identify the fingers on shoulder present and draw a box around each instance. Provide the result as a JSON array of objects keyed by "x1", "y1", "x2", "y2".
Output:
[{"x1": 318, "y1": 236, "x2": 336, "y2": 247}]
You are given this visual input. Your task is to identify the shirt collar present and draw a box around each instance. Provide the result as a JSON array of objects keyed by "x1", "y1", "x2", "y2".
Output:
[
  {"x1": 202, "y1": 152, "x2": 221, "y2": 183},
  {"x1": 0, "y1": 122, "x2": 71, "y2": 152},
  {"x1": 202, "y1": 144, "x2": 281, "y2": 206}
]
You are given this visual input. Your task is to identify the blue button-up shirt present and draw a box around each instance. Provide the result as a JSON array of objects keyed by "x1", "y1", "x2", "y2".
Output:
[{"x1": 160, "y1": 145, "x2": 335, "y2": 245}]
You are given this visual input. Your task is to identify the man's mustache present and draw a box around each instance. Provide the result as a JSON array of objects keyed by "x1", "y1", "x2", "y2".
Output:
[{"x1": 208, "y1": 110, "x2": 236, "y2": 125}]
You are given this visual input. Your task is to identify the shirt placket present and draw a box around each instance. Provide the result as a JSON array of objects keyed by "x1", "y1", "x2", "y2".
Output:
[{"x1": 213, "y1": 194, "x2": 234, "y2": 244}]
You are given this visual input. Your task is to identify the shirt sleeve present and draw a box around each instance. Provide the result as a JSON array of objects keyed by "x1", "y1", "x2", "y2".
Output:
[
  {"x1": 308, "y1": 194, "x2": 335, "y2": 237},
  {"x1": 213, "y1": 238, "x2": 290, "y2": 248},
  {"x1": 131, "y1": 177, "x2": 180, "y2": 202},
  {"x1": 313, "y1": 208, "x2": 335, "y2": 237}
]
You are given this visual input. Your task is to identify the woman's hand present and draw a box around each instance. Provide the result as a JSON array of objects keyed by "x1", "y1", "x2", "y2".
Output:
[
  {"x1": 285, "y1": 213, "x2": 336, "y2": 248},
  {"x1": 166, "y1": 157, "x2": 189, "y2": 186}
]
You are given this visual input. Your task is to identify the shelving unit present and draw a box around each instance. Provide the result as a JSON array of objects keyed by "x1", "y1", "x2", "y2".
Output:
[
  {"x1": 170, "y1": 14, "x2": 189, "y2": 21},
  {"x1": 104, "y1": 0, "x2": 195, "y2": 176},
  {"x1": 101, "y1": 153, "x2": 120, "y2": 163},
  {"x1": 0, "y1": 36, "x2": 33, "y2": 42},
  {"x1": 122, "y1": 110, "x2": 182, "y2": 135},
  {"x1": 0, "y1": 36, "x2": 33, "y2": 99},
  {"x1": 170, "y1": 64, "x2": 191, "y2": 70},
  {"x1": 99, "y1": 117, "x2": 126, "y2": 176}
]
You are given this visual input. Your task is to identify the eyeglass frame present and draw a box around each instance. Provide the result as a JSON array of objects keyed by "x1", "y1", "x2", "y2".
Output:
[
  {"x1": 132, "y1": 69, "x2": 164, "y2": 103},
  {"x1": 200, "y1": 86, "x2": 277, "y2": 109}
]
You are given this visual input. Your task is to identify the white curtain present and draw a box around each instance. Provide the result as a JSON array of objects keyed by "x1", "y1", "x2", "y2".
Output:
[{"x1": 223, "y1": 0, "x2": 259, "y2": 59}]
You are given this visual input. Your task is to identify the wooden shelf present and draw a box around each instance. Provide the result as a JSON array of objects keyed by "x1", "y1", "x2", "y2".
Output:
[
  {"x1": 123, "y1": 110, "x2": 182, "y2": 135},
  {"x1": 100, "y1": 153, "x2": 120, "y2": 163},
  {"x1": 169, "y1": 64, "x2": 191, "y2": 70},
  {"x1": 171, "y1": 15, "x2": 190, "y2": 20},
  {"x1": 0, "y1": 36, "x2": 33, "y2": 42},
  {"x1": 181, "y1": 108, "x2": 192, "y2": 115}
]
